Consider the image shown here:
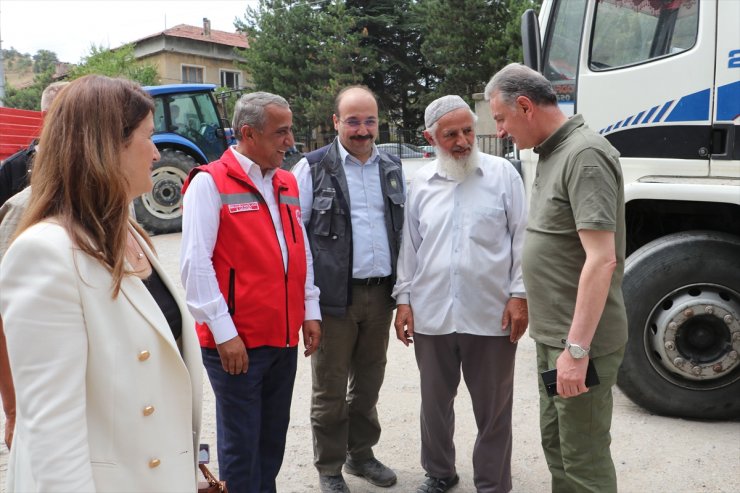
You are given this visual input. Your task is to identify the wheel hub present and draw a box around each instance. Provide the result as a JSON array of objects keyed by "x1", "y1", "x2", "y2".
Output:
[
  {"x1": 152, "y1": 176, "x2": 181, "y2": 208},
  {"x1": 141, "y1": 165, "x2": 187, "y2": 219},
  {"x1": 650, "y1": 286, "x2": 740, "y2": 382}
]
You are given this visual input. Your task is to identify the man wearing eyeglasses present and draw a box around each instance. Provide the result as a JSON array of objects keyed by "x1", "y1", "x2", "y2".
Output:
[{"x1": 293, "y1": 85, "x2": 405, "y2": 493}]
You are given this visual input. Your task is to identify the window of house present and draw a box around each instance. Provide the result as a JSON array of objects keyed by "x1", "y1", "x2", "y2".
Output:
[
  {"x1": 182, "y1": 65, "x2": 205, "y2": 84},
  {"x1": 220, "y1": 70, "x2": 241, "y2": 89}
]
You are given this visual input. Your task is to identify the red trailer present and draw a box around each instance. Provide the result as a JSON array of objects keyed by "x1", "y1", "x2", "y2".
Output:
[{"x1": 0, "y1": 107, "x2": 43, "y2": 162}]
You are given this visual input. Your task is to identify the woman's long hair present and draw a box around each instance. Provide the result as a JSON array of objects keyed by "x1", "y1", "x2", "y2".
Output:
[{"x1": 16, "y1": 75, "x2": 156, "y2": 297}]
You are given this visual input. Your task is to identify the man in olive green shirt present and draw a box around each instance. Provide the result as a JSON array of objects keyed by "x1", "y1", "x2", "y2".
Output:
[{"x1": 486, "y1": 63, "x2": 627, "y2": 493}]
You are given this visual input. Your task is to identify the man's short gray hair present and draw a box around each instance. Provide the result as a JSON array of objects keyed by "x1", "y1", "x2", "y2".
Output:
[
  {"x1": 40, "y1": 81, "x2": 70, "y2": 112},
  {"x1": 484, "y1": 63, "x2": 557, "y2": 107},
  {"x1": 232, "y1": 92, "x2": 290, "y2": 139}
]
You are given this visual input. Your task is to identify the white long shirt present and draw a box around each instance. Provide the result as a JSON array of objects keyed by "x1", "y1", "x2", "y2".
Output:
[
  {"x1": 180, "y1": 147, "x2": 321, "y2": 344},
  {"x1": 391, "y1": 153, "x2": 527, "y2": 336}
]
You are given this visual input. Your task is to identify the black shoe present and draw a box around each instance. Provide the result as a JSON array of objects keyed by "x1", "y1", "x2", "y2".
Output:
[
  {"x1": 343, "y1": 457, "x2": 397, "y2": 487},
  {"x1": 416, "y1": 473, "x2": 460, "y2": 493},
  {"x1": 319, "y1": 474, "x2": 351, "y2": 493}
]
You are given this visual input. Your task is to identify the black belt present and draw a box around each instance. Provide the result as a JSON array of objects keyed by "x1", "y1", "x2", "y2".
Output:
[{"x1": 351, "y1": 276, "x2": 391, "y2": 286}]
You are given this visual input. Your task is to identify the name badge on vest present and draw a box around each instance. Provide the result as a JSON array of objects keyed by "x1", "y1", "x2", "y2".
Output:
[{"x1": 228, "y1": 202, "x2": 260, "y2": 213}]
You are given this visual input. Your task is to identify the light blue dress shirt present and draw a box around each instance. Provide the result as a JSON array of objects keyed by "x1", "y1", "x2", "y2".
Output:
[{"x1": 293, "y1": 140, "x2": 395, "y2": 278}]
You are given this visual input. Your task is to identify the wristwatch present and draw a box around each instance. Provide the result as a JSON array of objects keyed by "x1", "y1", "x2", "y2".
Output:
[{"x1": 564, "y1": 340, "x2": 590, "y2": 359}]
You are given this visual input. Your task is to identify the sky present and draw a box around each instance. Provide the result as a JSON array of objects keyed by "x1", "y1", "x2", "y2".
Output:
[{"x1": 0, "y1": 0, "x2": 258, "y2": 64}]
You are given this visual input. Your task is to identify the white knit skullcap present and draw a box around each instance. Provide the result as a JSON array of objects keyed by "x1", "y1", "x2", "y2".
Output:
[{"x1": 424, "y1": 95, "x2": 470, "y2": 128}]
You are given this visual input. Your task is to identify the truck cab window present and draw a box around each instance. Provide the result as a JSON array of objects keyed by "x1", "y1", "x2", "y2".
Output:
[
  {"x1": 542, "y1": 0, "x2": 587, "y2": 105},
  {"x1": 590, "y1": 0, "x2": 699, "y2": 70}
]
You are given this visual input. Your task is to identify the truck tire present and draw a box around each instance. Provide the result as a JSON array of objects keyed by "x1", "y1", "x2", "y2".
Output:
[
  {"x1": 618, "y1": 231, "x2": 740, "y2": 419},
  {"x1": 133, "y1": 149, "x2": 196, "y2": 235}
]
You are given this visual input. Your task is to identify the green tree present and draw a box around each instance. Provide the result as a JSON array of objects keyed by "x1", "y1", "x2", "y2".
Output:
[
  {"x1": 236, "y1": 0, "x2": 371, "y2": 133},
  {"x1": 32, "y1": 49, "x2": 59, "y2": 74},
  {"x1": 67, "y1": 44, "x2": 159, "y2": 85},
  {"x1": 346, "y1": 0, "x2": 434, "y2": 134},
  {"x1": 2, "y1": 71, "x2": 54, "y2": 110},
  {"x1": 415, "y1": 0, "x2": 541, "y2": 106},
  {"x1": 234, "y1": 0, "x2": 540, "y2": 136},
  {"x1": 2, "y1": 48, "x2": 24, "y2": 70}
]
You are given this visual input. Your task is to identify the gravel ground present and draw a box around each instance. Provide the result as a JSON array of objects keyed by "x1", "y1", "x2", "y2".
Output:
[{"x1": 1, "y1": 231, "x2": 738, "y2": 493}]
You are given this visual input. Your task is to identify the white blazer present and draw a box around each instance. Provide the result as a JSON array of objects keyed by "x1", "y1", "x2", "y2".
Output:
[{"x1": 0, "y1": 221, "x2": 202, "y2": 492}]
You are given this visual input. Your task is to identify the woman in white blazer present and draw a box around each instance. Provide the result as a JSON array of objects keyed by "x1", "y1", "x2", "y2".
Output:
[{"x1": 0, "y1": 75, "x2": 202, "y2": 492}]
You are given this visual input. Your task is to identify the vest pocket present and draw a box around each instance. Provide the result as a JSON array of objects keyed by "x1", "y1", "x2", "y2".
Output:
[
  {"x1": 310, "y1": 196, "x2": 333, "y2": 237},
  {"x1": 388, "y1": 191, "x2": 405, "y2": 232}
]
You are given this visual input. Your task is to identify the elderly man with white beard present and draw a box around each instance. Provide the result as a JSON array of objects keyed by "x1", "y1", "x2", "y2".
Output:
[{"x1": 392, "y1": 95, "x2": 528, "y2": 493}]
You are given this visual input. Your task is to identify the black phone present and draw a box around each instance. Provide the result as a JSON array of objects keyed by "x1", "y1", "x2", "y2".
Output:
[{"x1": 541, "y1": 359, "x2": 600, "y2": 397}]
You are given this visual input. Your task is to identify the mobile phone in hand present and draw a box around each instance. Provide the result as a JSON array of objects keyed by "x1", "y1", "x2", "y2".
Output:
[{"x1": 541, "y1": 359, "x2": 600, "y2": 397}]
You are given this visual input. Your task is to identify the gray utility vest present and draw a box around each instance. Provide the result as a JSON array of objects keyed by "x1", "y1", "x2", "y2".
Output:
[{"x1": 304, "y1": 140, "x2": 405, "y2": 316}]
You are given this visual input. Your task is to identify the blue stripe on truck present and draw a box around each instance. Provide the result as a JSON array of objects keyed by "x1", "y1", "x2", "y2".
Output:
[
  {"x1": 665, "y1": 89, "x2": 710, "y2": 122},
  {"x1": 601, "y1": 81, "x2": 740, "y2": 135},
  {"x1": 716, "y1": 81, "x2": 740, "y2": 121}
]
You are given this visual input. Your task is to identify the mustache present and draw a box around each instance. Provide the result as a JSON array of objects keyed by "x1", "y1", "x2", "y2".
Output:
[
  {"x1": 350, "y1": 134, "x2": 374, "y2": 141},
  {"x1": 452, "y1": 145, "x2": 472, "y2": 153}
]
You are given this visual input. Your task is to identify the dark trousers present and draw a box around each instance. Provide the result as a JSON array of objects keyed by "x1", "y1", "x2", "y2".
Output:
[
  {"x1": 414, "y1": 333, "x2": 517, "y2": 493},
  {"x1": 202, "y1": 346, "x2": 298, "y2": 493},
  {"x1": 310, "y1": 283, "x2": 394, "y2": 475}
]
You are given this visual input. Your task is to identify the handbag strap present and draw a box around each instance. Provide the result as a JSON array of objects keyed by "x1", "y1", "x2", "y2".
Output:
[{"x1": 199, "y1": 463, "x2": 220, "y2": 488}]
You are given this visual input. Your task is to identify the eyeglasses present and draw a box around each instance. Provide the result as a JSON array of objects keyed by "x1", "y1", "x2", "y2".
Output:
[{"x1": 338, "y1": 118, "x2": 378, "y2": 129}]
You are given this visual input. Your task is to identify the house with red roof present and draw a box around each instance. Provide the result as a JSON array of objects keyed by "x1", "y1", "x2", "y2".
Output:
[{"x1": 133, "y1": 18, "x2": 249, "y2": 89}]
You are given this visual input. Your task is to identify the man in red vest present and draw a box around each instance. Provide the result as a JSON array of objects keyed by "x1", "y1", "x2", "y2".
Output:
[{"x1": 181, "y1": 92, "x2": 321, "y2": 493}]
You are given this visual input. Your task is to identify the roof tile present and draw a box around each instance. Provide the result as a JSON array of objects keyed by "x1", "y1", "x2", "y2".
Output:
[{"x1": 137, "y1": 23, "x2": 248, "y2": 48}]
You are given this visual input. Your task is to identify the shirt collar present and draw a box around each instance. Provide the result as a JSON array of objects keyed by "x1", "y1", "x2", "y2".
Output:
[
  {"x1": 337, "y1": 139, "x2": 380, "y2": 166},
  {"x1": 534, "y1": 114, "x2": 585, "y2": 158},
  {"x1": 229, "y1": 146, "x2": 276, "y2": 181}
]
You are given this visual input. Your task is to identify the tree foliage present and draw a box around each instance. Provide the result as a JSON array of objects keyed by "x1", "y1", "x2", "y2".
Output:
[
  {"x1": 2, "y1": 71, "x2": 54, "y2": 110},
  {"x1": 415, "y1": 0, "x2": 541, "y2": 107},
  {"x1": 2, "y1": 47, "x2": 33, "y2": 71},
  {"x1": 236, "y1": 0, "x2": 540, "y2": 132},
  {"x1": 67, "y1": 44, "x2": 159, "y2": 86},
  {"x1": 2, "y1": 48, "x2": 59, "y2": 109},
  {"x1": 32, "y1": 49, "x2": 58, "y2": 74},
  {"x1": 237, "y1": 0, "x2": 371, "y2": 133},
  {"x1": 346, "y1": 0, "x2": 432, "y2": 131}
]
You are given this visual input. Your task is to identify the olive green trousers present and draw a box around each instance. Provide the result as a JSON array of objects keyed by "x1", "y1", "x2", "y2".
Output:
[{"x1": 536, "y1": 343, "x2": 626, "y2": 493}]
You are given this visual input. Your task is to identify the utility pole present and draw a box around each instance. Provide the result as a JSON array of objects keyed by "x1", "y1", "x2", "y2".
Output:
[{"x1": 0, "y1": 4, "x2": 6, "y2": 106}]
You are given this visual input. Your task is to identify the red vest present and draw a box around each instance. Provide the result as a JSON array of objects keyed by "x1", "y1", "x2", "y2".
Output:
[{"x1": 183, "y1": 150, "x2": 307, "y2": 349}]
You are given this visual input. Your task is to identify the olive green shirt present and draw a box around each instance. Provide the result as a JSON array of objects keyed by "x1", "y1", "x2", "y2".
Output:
[{"x1": 522, "y1": 114, "x2": 628, "y2": 356}]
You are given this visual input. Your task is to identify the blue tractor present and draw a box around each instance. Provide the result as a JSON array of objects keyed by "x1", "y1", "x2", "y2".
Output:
[{"x1": 135, "y1": 84, "x2": 235, "y2": 234}]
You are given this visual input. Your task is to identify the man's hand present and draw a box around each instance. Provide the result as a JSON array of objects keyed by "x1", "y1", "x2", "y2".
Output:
[
  {"x1": 4, "y1": 410, "x2": 14, "y2": 450},
  {"x1": 556, "y1": 350, "x2": 590, "y2": 398},
  {"x1": 502, "y1": 297, "x2": 528, "y2": 342},
  {"x1": 302, "y1": 320, "x2": 321, "y2": 357},
  {"x1": 216, "y1": 336, "x2": 248, "y2": 375},
  {"x1": 393, "y1": 304, "x2": 414, "y2": 346}
]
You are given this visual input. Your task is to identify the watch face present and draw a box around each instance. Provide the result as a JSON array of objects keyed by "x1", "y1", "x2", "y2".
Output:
[{"x1": 568, "y1": 344, "x2": 588, "y2": 359}]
